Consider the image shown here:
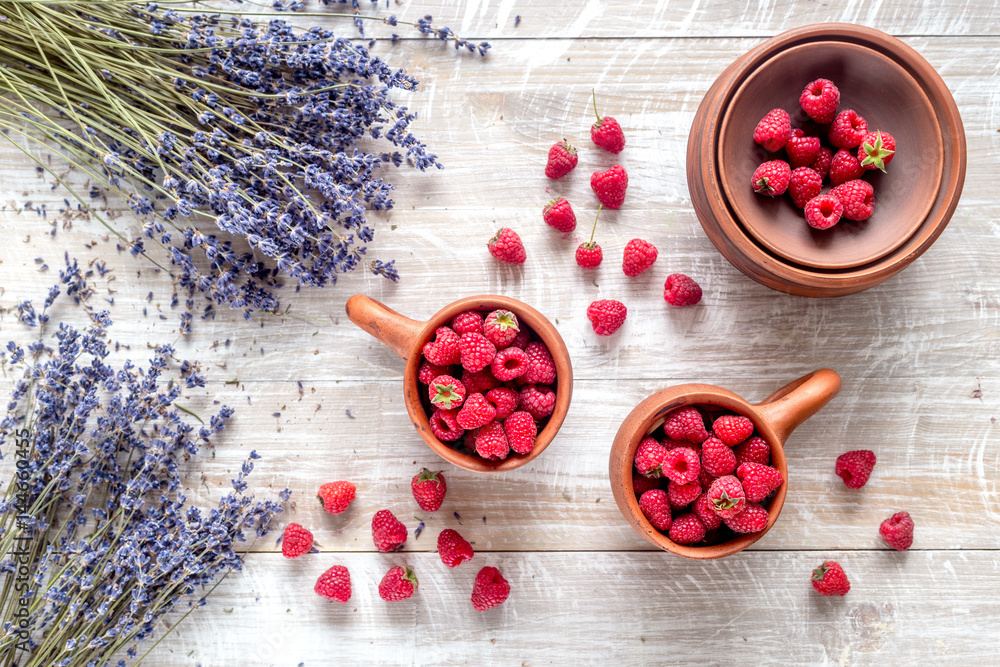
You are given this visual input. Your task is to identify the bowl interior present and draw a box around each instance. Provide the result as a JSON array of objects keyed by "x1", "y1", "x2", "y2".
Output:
[{"x1": 718, "y1": 40, "x2": 944, "y2": 270}]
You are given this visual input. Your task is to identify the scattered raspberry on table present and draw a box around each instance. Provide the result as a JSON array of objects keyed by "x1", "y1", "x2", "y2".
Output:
[
  {"x1": 591, "y1": 165, "x2": 628, "y2": 209},
  {"x1": 545, "y1": 140, "x2": 578, "y2": 179},
  {"x1": 543, "y1": 197, "x2": 577, "y2": 233},
  {"x1": 879, "y1": 511, "x2": 914, "y2": 551},
  {"x1": 590, "y1": 90, "x2": 626, "y2": 154},
  {"x1": 281, "y1": 522, "x2": 314, "y2": 558},
  {"x1": 438, "y1": 528, "x2": 475, "y2": 567},
  {"x1": 372, "y1": 509, "x2": 408, "y2": 552},
  {"x1": 378, "y1": 566, "x2": 418, "y2": 601},
  {"x1": 317, "y1": 481, "x2": 356, "y2": 515},
  {"x1": 411, "y1": 468, "x2": 447, "y2": 512},
  {"x1": 315, "y1": 565, "x2": 351, "y2": 603},
  {"x1": 472, "y1": 566, "x2": 511, "y2": 611},
  {"x1": 663, "y1": 274, "x2": 702, "y2": 307},
  {"x1": 487, "y1": 227, "x2": 526, "y2": 264},
  {"x1": 622, "y1": 238, "x2": 658, "y2": 277},
  {"x1": 835, "y1": 449, "x2": 877, "y2": 489},
  {"x1": 586, "y1": 299, "x2": 627, "y2": 336},
  {"x1": 811, "y1": 560, "x2": 851, "y2": 596}
]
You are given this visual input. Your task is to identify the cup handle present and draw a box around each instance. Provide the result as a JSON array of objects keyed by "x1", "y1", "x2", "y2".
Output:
[
  {"x1": 345, "y1": 294, "x2": 425, "y2": 361},
  {"x1": 754, "y1": 369, "x2": 841, "y2": 445}
]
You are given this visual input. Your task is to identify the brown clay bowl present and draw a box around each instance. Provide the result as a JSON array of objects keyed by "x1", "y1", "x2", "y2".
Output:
[
  {"x1": 609, "y1": 369, "x2": 841, "y2": 559},
  {"x1": 687, "y1": 23, "x2": 966, "y2": 296},
  {"x1": 346, "y1": 294, "x2": 573, "y2": 473}
]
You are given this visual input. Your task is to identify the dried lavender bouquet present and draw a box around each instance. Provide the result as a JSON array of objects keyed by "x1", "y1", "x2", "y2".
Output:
[
  {"x1": 0, "y1": 2, "x2": 487, "y2": 322},
  {"x1": 0, "y1": 258, "x2": 287, "y2": 665}
]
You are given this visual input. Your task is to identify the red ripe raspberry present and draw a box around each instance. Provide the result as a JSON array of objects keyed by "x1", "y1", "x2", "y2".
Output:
[
  {"x1": 828, "y1": 109, "x2": 868, "y2": 149},
  {"x1": 634, "y1": 436, "x2": 670, "y2": 478},
  {"x1": 483, "y1": 309, "x2": 520, "y2": 348},
  {"x1": 315, "y1": 565, "x2": 351, "y2": 603},
  {"x1": 281, "y1": 522, "x2": 314, "y2": 558},
  {"x1": 663, "y1": 406, "x2": 709, "y2": 443},
  {"x1": 317, "y1": 481, "x2": 356, "y2": 514},
  {"x1": 692, "y1": 492, "x2": 723, "y2": 530},
  {"x1": 438, "y1": 528, "x2": 475, "y2": 567},
  {"x1": 723, "y1": 501, "x2": 769, "y2": 534},
  {"x1": 667, "y1": 479, "x2": 702, "y2": 508},
  {"x1": 418, "y1": 360, "x2": 451, "y2": 385},
  {"x1": 633, "y1": 473, "x2": 661, "y2": 496},
  {"x1": 590, "y1": 165, "x2": 628, "y2": 209},
  {"x1": 428, "y1": 374, "x2": 466, "y2": 410},
  {"x1": 701, "y1": 436, "x2": 736, "y2": 477},
  {"x1": 543, "y1": 198, "x2": 577, "y2": 233},
  {"x1": 545, "y1": 140, "x2": 578, "y2": 179},
  {"x1": 471, "y1": 566, "x2": 510, "y2": 611},
  {"x1": 378, "y1": 566, "x2": 418, "y2": 602},
  {"x1": 451, "y1": 310, "x2": 483, "y2": 336},
  {"x1": 735, "y1": 436, "x2": 771, "y2": 467},
  {"x1": 576, "y1": 242, "x2": 603, "y2": 269},
  {"x1": 662, "y1": 446, "x2": 701, "y2": 485},
  {"x1": 456, "y1": 392, "x2": 497, "y2": 430},
  {"x1": 639, "y1": 489, "x2": 673, "y2": 532},
  {"x1": 788, "y1": 166, "x2": 823, "y2": 209},
  {"x1": 476, "y1": 421, "x2": 510, "y2": 460},
  {"x1": 487, "y1": 227, "x2": 526, "y2": 264},
  {"x1": 486, "y1": 387, "x2": 519, "y2": 419},
  {"x1": 736, "y1": 462, "x2": 783, "y2": 502},
  {"x1": 799, "y1": 78, "x2": 840, "y2": 124},
  {"x1": 586, "y1": 299, "x2": 627, "y2": 336},
  {"x1": 411, "y1": 468, "x2": 447, "y2": 512},
  {"x1": 622, "y1": 238, "x2": 658, "y2": 277},
  {"x1": 811, "y1": 560, "x2": 851, "y2": 596},
  {"x1": 753, "y1": 108, "x2": 792, "y2": 152},
  {"x1": 490, "y1": 346, "x2": 528, "y2": 382},
  {"x1": 509, "y1": 329, "x2": 530, "y2": 350},
  {"x1": 829, "y1": 148, "x2": 865, "y2": 186},
  {"x1": 518, "y1": 384, "x2": 555, "y2": 420},
  {"x1": 462, "y1": 369, "x2": 499, "y2": 395},
  {"x1": 785, "y1": 129, "x2": 821, "y2": 169},
  {"x1": 707, "y1": 475, "x2": 746, "y2": 519},
  {"x1": 751, "y1": 159, "x2": 791, "y2": 197},
  {"x1": 830, "y1": 180, "x2": 874, "y2": 221},
  {"x1": 429, "y1": 408, "x2": 463, "y2": 442},
  {"x1": 698, "y1": 467, "x2": 717, "y2": 491},
  {"x1": 879, "y1": 511, "x2": 914, "y2": 551},
  {"x1": 371, "y1": 510, "x2": 407, "y2": 552},
  {"x1": 804, "y1": 194, "x2": 844, "y2": 230},
  {"x1": 835, "y1": 449, "x2": 877, "y2": 489},
  {"x1": 591, "y1": 92, "x2": 626, "y2": 154},
  {"x1": 522, "y1": 341, "x2": 556, "y2": 384},
  {"x1": 809, "y1": 146, "x2": 833, "y2": 181},
  {"x1": 712, "y1": 415, "x2": 754, "y2": 446},
  {"x1": 668, "y1": 513, "x2": 706, "y2": 544},
  {"x1": 858, "y1": 130, "x2": 896, "y2": 172},
  {"x1": 504, "y1": 411, "x2": 537, "y2": 455},
  {"x1": 422, "y1": 327, "x2": 461, "y2": 366},
  {"x1": 458, "y1": 332, "x2": 497, "y2": 373},
  {"x1": 663, "y1": 273, "x2": 702, "y2": 307}
]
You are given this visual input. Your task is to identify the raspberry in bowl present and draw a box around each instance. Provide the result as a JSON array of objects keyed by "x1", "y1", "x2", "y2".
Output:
[{"x1": 346, "y1": 294, "x2": 572, "y2": 473}]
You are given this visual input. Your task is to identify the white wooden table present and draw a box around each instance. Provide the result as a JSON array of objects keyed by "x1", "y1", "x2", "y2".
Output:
[{"x1": 1, "y1": 1, "x2": 999, "y2": 664}]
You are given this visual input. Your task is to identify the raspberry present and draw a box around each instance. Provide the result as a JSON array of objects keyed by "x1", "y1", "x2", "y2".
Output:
[
  {"x1": 483, "y1": 309, "x2": 520, "y2": 348},
  {"x1": 663, "y1": 406, "x2": 709, "y2": 443},
  {"x1": 788, "y1": 166, "x2": 823, "y2": 209},
  {"x1": 622, "y1": 238, "x2": 658, "y2": 277},
  {"x1": 811, "y1": 560, "x2": 850, "y2": 596},
  {"x1": 429, "y1": 374, "x2": 466, "y2": 410},
  {"x1": 490, "y1": 346, "x2": 528, "y2": 382},
  {"x1": 799, "y1": 78, "x2": 840, "y2": 124},
  {"x1": 634, "y1": 436, "x2": 669, "y2": 478},
  {"x1": 692, "y1": 492, "x2": 723, "y2": 530},
  {"x1": 590, "y1": 165, "x2": 628, "y2": 209},
  {"x1": 667, "y1": 480, "x2": 701, "y2": 508},
  {"x1": 543, "y1": 197, "x2": 577, "y2": 233},
  {"x1": 591, "y1": 92, "x2": 626, "y2": 154},
  {"x1": 639, "y1": 489, "x2": 673, "y2": 531},
  {"x1": 829, "y1": 148, "x2": 864, "y2": 186},
  {"x1": 707, "y1": 475, "x2": 745, "y2": 519},
  {"x1": 785, "y1": 129, "x2": 820, "y2": 169},
  {"x1": 456, "y1": 393, "x2": 497, "y2": 430},
  {"x1": 879, "y1": 511, "x2": 914, "y2": 551},
  {"x1": 723, "y1": 501, "x2": 768, "y2": 534},
  {"x1": 429, "y1": 408, "x2": 463, "y2": 442},
  {"x1": 522, "y1": 341, "x2": 556, "y2": 384},
  {"x1": 461, "y1": 369, "x2": 499, "y2": 395},
  {"x1": 317, "y1": 481, "x2": 356, "y2": 515},
  {"x1": 701, "y1": 436, "x2": 737, "y2": 477},
  {"x1": 486, "y1": 387, "x2": 519, "y2": 419},
  {"x1": 411, "y1": 468, "x2": 447, "y2": 512},
  {"x1": 663, "y1": 273, "x2": 702, "y2": 307},
  {"x1": 804, "y1": 194, "x2": 843, "y2": 230},
  {"x1": 858, "y1": 130, "x2": 895, "y2": 172},
  {"x1": 422, "y1": 327, "x2": 461, "y2": 366},
  {"x1": 509, "y1": 330, "x2": 531, "y2": 350},
  {"x1": 736, "y1": 462, "x2": 783, "y2": 502},
  {"x1": 633, "y1": 473, "x2": 661, "y2": 496},
  {"x1": 668, "y1": 514, "x2": 706, "y2": 544},
  {"x1": 753, "y1": 108, "x2": 792, "y2": 152},
  {"x1": 472, "y1": 566, "x2": 510, "y2": 611},
  {"x1": 662, "y1": 446, "x2": 701, "y2": 485},
  {"x1": 378, "y1": 566, "x2": 418, "y2": 601},
  {"x1": 438, "y1": 528, "x2": 475, "y2": 567},
  {"x1": 458, "y1": 332, "x2": 497, "y2": 373},
  {"x1": 735, "y1": 436, "x2": 771, "y2": 467},
  {"x1": 545, "y1": 140, "x2": 578, "y2": 179},
  {"x1": 418, "y1": 360, "x2": 451, "y2": 385},
  {"x1": 504, "y1": 411, "x2": 537, "y2": 455},
  {"x1": 451, "y1": 310, "x2": 483, "y2": 336},
  {"x1": 751, "y1": 159, "x2": 791, "y2": 197},
  {"x1": 712, "y1": 415, "x2": 753, "y2": 446},
  {"x1": 372, "y1": 510, "x2": 407, "y2": 552},
  {"x1": 281, "y1": 522, "x2": 314, "y2": 558},
  {"x1": 314, "y1": 565, "x2": 351, "y2": 602},
  {"x1": 586, "y1": 299, "x2": 627, "y2": 336},
  {"x1": 809, "y1": 146, "x2": 833, "y2": 181},
  {"x1": 518, "y1": 384, "x2": 555, "y2": 420},
  {"x1": 662, "y1": 438, "x2": 688, "y2": 450},
  {"x1": 830, "y1": 180, "x2": 874, "y2": 221},
  {"x1": 698, "y1": 468, "x2": 717, "y2": 491},
  {"x1": 487, "y1": 227, "x2": 526, "y2": 265},
  {"x1": 576, "y1": 242, "x2": 603, "y2": 269},
  {"x1": 828, "y1": 109, "x2": 868, "y2": 149},
  {"x1": 475, "y1": 420, "x2": 510, "y2": 460},
  {"x1": 835, "y1": 449, "x2": 876, "y2": 489}
]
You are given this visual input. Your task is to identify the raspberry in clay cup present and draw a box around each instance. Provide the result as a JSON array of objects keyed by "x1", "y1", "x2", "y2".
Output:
[
  {"x1": 608, "y1": 369, "x2": 841, "y2": 559},
  {"x1": 346, "y1": 294, "x2": 573, "y2": 473}
]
